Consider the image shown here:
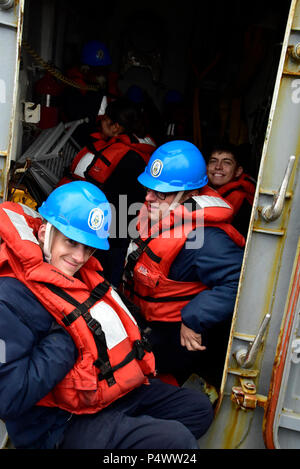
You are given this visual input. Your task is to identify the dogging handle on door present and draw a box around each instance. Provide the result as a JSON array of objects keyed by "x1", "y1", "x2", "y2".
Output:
[
  {"x1": 235, "y1": 313, "x2": 271, "y2": 368},
  {"x1": 261, "y1": 155, "x2": 295, "y2": 222}
]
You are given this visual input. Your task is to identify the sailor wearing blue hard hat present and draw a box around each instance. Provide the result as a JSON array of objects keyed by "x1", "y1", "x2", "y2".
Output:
[
  {"x1": 123, "y1": 139, "x2": 245, "y2": 389},
  {"x1": 0, "y1": 178, "x2": 215, "y2": 449},
  {"x1": 137, "y1": 140, "x2": 208, "y2": 222},
  {"x1": 81, "y1": 40, "x2": 112, "y2": 68},
  {"x1": 38, "y1": 181, "x2": 111, "y2": 274}
]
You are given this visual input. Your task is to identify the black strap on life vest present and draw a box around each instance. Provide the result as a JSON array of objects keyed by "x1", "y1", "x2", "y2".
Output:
[
  {"x1": 83, "y1": 141, "x2": 113, "y2": 185},
  {"x1": 85, "y1": 139, "x2": 112, "y2": 168},
  {"x1": 123, "y1": 236, "x2": 162, "y2": 301},
  {"x1": 123, "y1": 226, "x2": 202, "y2": 303},
  {"x1": 124, "y1": 236, "x2": 161, "y2": 280},
  {"x1": 43, "y1": 281, "x2": 150, "y2": 387},
  {"x1": 131, "y1": 289, "x2": 199, "y2": 304}
]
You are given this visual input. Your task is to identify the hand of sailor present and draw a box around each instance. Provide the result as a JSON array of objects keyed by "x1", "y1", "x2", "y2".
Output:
[{"x1": 180, "y1": 323, "x2": 206, "y2": 351}]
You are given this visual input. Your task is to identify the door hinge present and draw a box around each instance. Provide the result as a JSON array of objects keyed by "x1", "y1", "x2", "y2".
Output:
[{"x1": 231, "y1": 378, "x2": 268, "y2": 410}]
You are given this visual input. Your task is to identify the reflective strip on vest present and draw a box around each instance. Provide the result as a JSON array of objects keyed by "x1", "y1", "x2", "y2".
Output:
[
  {"x1": 90, "y1": 301, "x2": 128, "y2": 350},
  {"x1": 192, "y1": 195, "x2": 231, "y2": 209},
  {"x1": 98, "y1": 95, "x2": 108, "y2": 116},
  {"x1": 126, "y1": 240, "x2": 138, "y2": 260},
  {"x1": 18, "y1": 203, "x2": 42, "y2": 218},
  {"x1": 74, "y1": 151, "x2": 95, "y2": 177},
  {"x1": 3, "y1": 208, "x2": 40, "y2": 244},
  {"x1": 135, "y1": 136, "x2": 156, "y2": 146},
  {"x1": 89, "y1": 288, "x2": 138, "y2": 350},
  {"x1": 110, "y1": 288, "x2": 137, "y2": 325}
]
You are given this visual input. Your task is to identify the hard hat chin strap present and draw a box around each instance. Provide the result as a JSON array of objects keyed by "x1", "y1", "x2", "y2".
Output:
[
  {"x1": 43, "y1": 222, "x2": 54, "y2": 263},
  {"x1": 161, "y1": 190, "x2": 184, "y2": 219},
  {"x1": 168, "y1": 190, "x2": 184, "y2": 211}
]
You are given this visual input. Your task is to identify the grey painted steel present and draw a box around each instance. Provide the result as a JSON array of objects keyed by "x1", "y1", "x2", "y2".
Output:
[
  {"x1": 0, "y1": 1, "x2": 24, "y2": 202},
  {"x1": 0, "y1": 0, "x2": 24, "y2": 446}
]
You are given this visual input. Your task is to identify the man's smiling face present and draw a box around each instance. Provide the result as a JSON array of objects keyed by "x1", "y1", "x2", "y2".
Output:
[
  {"x1": 38, "y1": 225, "x2": 94, "y2": 277},
  {"x1": 207, "y1": 151, "x2": 243, "y2": 188}
]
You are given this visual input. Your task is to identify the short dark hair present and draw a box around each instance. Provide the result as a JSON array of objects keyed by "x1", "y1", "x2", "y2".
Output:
[
  {"x1": 209, "y1": 141, "x2": 244, "y2": 168},
  {"x1": 105, "y1": 97, "x2": 146, "y2": 137}
]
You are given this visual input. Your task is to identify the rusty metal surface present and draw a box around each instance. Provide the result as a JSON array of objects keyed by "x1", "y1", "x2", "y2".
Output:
[{"x1": 264, "y1": 238, "x2": 300, "y2": 448}]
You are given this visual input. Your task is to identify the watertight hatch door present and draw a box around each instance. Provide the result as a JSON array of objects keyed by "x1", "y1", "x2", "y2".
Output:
[
  {"x1": 200, "y1": 0, "x2": 300, "y2": 449},
  {"x1": 0, "y1": 0, "x2": 25, "y2": 203}
]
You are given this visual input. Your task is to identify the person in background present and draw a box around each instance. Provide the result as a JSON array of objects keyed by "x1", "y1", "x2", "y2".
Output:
[
  {"x1": 126, "y1": 84, "x2": 164, "y2": 145},
  {"x1": 58, "y1": 97, "x2": 156, "y2": 286},
  {"x1": 61, "y1": 40, "x2": 120, "y2": 145},
  {"x1": 161, "y1": 89, "x2": 190, "y2": 143},
  {"x1": 0, "y1": 181, "x2": 213, "y2": 449},
  {"x1": 123, "y1": 140, "x2": 245, "y2": 389},
  {"x1": 206, "y1": 142, "x2": 256, "y2": 237}
]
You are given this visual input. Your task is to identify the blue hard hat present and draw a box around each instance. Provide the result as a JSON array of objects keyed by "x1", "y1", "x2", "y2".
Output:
[
  {"x1": 38, "y1": 181, "x2": 111, "y2": 250},
  {"x1": 81, "y1": 40, "x2": 112, "y2": 67},
  {"x1": 138, "y1": 140, "x2": 208, "y2": 192}
]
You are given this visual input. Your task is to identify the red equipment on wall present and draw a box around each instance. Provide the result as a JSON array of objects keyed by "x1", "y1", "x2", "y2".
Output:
[{"x1": 34, "y1": 72, "x2": 64, "y2": 129}]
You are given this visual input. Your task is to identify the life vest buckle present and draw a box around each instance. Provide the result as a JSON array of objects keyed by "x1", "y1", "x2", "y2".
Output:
[
  {"x1": 96, "y1": 360, "x2": 116, "y2": 387},
  {"x1": 141, "y1": 336, "x2": 152, "y2": 353},
  {"x1": 86, "y1": 317, "x2": 103, "y2": 336},
  {"x1": 134, "y1": 340, "x2": 146, "y2": 360},
  {"x1": 128, "y1": 248, "x2": 143, "y2": 265}
]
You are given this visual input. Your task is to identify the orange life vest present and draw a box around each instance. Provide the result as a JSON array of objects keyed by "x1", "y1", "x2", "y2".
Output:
[
  {"x1": 59, "y1": 132, "x2": 156, "y2": 186},
  {"x1": 123, "y1": 186, "x2": 245, "y2": 322},
  {"x1": 216, "y1": 173, "x2": 256, "y2": 218},
  {"x1": 0, "y1": 202, "x2": 155, "y2": 414}
]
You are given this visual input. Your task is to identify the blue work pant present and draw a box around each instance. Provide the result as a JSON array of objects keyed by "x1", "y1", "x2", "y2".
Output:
[{"x1": 59, "y1": 377, "x2": 213, "y2": 449}]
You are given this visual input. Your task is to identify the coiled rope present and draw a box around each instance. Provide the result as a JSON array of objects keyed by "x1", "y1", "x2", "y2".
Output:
[{"x1": 22, "y1": 40, "x2": 100, "y2": 92}]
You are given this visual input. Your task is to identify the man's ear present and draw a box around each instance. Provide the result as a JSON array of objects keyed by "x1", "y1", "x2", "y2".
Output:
[
  {"x1": 190, "y1": 189, "x2": 201, "y2": 197},
  {"x1": 37, "y1": 223, "x2": 47, "y2": 244},
  {"x1": 235, "y1": 165, "x2": 243, "y2": 179},
  {"x1": 180, "y1": 189, "x2": 199, "y2": 203},
  {"x1": 112, "y1": 122, "x2": 125, "y2": 136}
]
